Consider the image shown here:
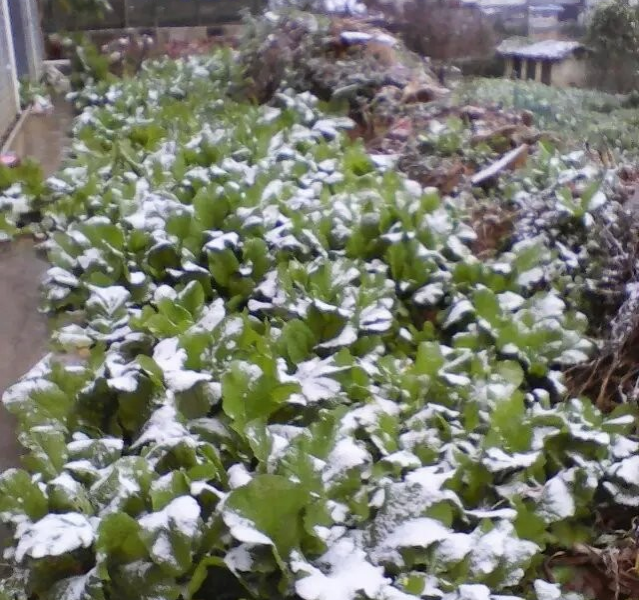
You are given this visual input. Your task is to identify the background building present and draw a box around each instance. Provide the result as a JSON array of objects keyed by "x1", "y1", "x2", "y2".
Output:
[
  {"x1": 498, "y1": 38, "x2": 588, "y2": 86},
  {"x1": 0, "y1": 0, "x2": 43, "y2": 144}
]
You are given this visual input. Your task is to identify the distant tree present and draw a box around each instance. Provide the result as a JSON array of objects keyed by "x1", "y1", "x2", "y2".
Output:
[
  {"x1": 364, "y1": 0, "x2": 496, "y2": 62},
  {"x1": 38, "y1": 0, "x2": 111, "y2": 19},
  {"x1": 50, "y1": 0, "x2": 111, "y2": 10},
  {"x1": 37, "y1": 0, "x2": 112, "y2": 56},
  {"x1": 586, "y1": 0, "x2": 639, "y2": 92},
  {"x1": 37, "y1": 0, "x2": 112, "y2": 34}
]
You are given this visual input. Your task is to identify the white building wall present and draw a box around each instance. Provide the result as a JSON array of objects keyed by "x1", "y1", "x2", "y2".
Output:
[
  {"x1": 0, "y1": 0, "x2": 19, "y2": 142},
  {"x1": 22, "y1": 0, "x2": 44, "y2": 81},
  {"x1": 8, "y1": 0, "x2": 44, "y2": 81}
]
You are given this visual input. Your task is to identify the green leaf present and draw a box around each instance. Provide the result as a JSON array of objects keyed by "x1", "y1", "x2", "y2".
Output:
[
  {"x1": 176, "y1": 281, "x2": 205, "y2": 319},
  {"x1": 208, "y1": 248, "x2": 240, "y2": 289},
  {"x1": 43, "y1": 568, "x2": 105, "y2": 600},
  {"x1": 137, "y1": 355, "x2": 166, "y2": 388},
  {"x1": 414, "y1": 341, "x2": 444, "y2": 377},
  {"x1": 193, "y1": 186, "x2": 230, "y2": 230},
  {"x1": 474, "y1": 287, "x2": 501, "y2": 326},
  {"x1": 223, "y1": 474, "x2": 311, "y2": 558},
  {"x1": 278, "y1": 319, "x2": 316, "y2": 364},
  {"x1": 96, "y1": 513, "x2": 148, "y2": 577},
  {"x1": 150, "y1": 471, "x2": 190, "y2": 511},
  {"x1": 222, "y1": 359, "x2": 295, "y2": 430},
  {"x1": 495, "y1": 360, "x2": 525, "y2": 388},
  {"x1": 47, "y1": 475, "x2": 94, "y2": 514},
  {"x1": 109, "y1": 561, "x2": 181, "y2": 600},
  {"x1": 91, "y1": 457, "x2": 155, "y2": 515},
  {"x1": 139, "y1": 496, "x2": 202, "y2": 577},
  {"x1": 19, "y1": 425, "x2": 68, "y2": 479},
  {"x1": 185, "y1": 555, "x2": 227, "y2": 600},
  {"x1": 0, "y1": 469, "x2": 48, "y2": 522}
]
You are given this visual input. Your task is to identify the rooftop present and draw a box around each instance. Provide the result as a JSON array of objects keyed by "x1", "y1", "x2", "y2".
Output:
[
  {"x1": 497, "y1": 39, "x2": 584, "y2": 60},
  {"x1": 529, "y1": 4, "x2": 563, "y2": 12}
]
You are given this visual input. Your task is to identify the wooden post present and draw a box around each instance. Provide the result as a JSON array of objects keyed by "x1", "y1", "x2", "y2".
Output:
[{"x1": 504, "y1": 57, "x2": 513, "y2": 79}]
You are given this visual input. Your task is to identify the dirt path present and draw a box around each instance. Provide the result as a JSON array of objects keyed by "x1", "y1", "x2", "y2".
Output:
[{"x1": 0, "y1": 96, "x2": 73, "y2": 471}]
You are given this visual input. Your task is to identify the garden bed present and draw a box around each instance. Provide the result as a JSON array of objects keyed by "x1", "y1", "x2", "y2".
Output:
[{"x1": 2, "y1": 12, "x2": 639, "y2": 600}]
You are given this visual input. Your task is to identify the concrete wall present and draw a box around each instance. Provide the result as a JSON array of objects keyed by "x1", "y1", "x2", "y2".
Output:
[{"x1": 551, "y1": 55, "x2": 586, "y2": 87}]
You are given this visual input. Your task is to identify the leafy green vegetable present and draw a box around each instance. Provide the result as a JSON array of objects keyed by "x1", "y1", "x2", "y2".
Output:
[{"x1": 0, "y1": 46, "x2": 633, "y2": 600}]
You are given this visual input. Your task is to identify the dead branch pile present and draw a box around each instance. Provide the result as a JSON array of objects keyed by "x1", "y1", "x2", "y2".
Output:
[
  {"x1": 236, "y1": 11, "x2": 556, "y2": 195},
  {"x1": 504, "y1": 161, "x2": 639, "y2": 411}
]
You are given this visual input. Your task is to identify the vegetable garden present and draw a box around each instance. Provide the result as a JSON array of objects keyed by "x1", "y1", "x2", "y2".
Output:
[{"x1": 2, "y1": 9, "x2": 639, "y2": 600}]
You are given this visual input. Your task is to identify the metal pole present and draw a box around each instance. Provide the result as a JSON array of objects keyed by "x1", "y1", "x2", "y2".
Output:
[{"x1": 124, "y1": 0, "x2": 130, "y2": 29}]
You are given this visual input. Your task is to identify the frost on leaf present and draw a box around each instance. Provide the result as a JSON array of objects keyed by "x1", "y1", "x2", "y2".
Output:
[
  {"x1": 139, "y1": 496, "x2": 202, "y2": 575},
  {"x1": 47, "y1": 567, "x2": 103, "y2": 600},
  {"x1": 15, "y1": 513, "x2": 95, "y2": 562},
  {"x1": 536, "y1": 474, "x2": 576, "y2": 523},
  {"x1": 152, "y1": 338, "x2": 212, "y2": 392},
  {"x1": 469, "y1": 521, "x2": 538, "y2": 584},
  {"x1": 378, "y1": 517, "x2": 451, "y2": 556},
  {"x1": 292, "y1": 539, "x2": 390, "y2": 600},
  {"x1": 280, "y1": 357, "x2": 346, "y2": 405},
  {"x1": 132, "y1": 405, "x2": 190, "y2": 449},
  {"x1": 222, "y1": 512, "x2": 273, "y2": 546},
  {"x1": 482, "y1": 448, "x2": 540, "y2": 473}
]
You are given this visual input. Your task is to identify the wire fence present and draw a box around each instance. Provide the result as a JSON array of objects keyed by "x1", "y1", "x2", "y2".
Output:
[{"x1": 42, "y1": 0, "x2": 264, "y2": 33}]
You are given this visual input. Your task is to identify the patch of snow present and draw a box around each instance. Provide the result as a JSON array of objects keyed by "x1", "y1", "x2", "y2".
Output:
[
  {"x1": 16, "y1": 513, "x2": 95, "y2": 562},
  {"x1": 139, "y1": 496, "x2": 200, "y2": 540},
  {"x1": 482, "y1": 447, "x2": 539, "y2": 472},
  {"x1": 537, "y1": 475, "x2": 575, "y2": 522},
  {"x1": 384, "y1": 517, "x2": 451, "y2": 550},
  {"x1": 292, "y1": 538, "x2": 389, "y2": 600},
  {"x1": 131, "y1": 405, "x2": 190, "y2": 449},
  {"x1": 228, "y1": 464, "x2": 253, "y2": 489},
  {"x1": 323, "y1": 438, "x2": 369, "y2": 482},
  {"x1": 223, "y1": 512, "x2": 273, "y2": 546},
  {"x1": 225, "y1": 544, "x2": 254, "y2": 572}
]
